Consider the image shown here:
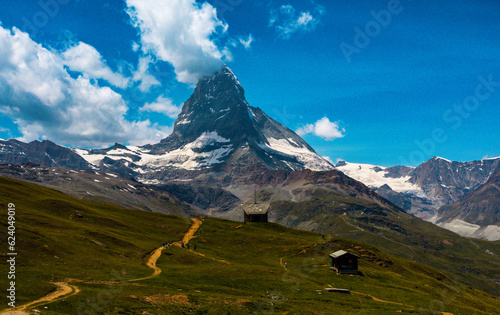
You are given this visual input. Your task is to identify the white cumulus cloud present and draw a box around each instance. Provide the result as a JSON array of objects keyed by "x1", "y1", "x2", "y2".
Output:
[
  {"x1": 0, "y1": 25, "x2": 171, "y2": 148},
  {"x1": 269, "y1": 3, "x2": 326, "y2": 39},
  {"x1": 126, "y1": 0, "x2": 229, "y2": 84},
  {"x1": 140, "y1": 95, "x2": 182, "y2": 119},
  {"x1": 61, "y1": 42, "x2": 130, "y2": 88},
  {"x1": 296, "y1": 116, "x2": 345, "y2": 141}
]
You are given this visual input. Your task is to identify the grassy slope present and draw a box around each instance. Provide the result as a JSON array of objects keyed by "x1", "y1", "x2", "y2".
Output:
[
  {"x1": 0, "y1": 177, "x2": 499, "y2": 314},
  {"x1": 270, "y1": 189, "x2": 500, "y2": 297},
  {"x1": 0, "y1": 176, "x2": 191, "y2": 306}
]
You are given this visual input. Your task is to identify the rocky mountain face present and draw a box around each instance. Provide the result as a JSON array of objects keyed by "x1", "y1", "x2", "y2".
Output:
[
  {"x1": 336, "y1": 158, "x2": 499, "y2": 212},
  {"x1": 0, "y1": 139, "x2": 92, "y2": 169},
  {"x1": 431, "y1": 166, "x2": 500, "y2": 240},
  {"x1": 70, "y1": 65, "x2": 333, "y2": 184},
  {"x1": 410, "y1": 157, "x2": 500, "y2": 207},
  {"x1": 336, "y1": 157, "x2": 500, "y2": 239}
]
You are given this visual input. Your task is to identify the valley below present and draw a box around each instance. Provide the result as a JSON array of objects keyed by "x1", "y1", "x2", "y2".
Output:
[{"x1": 1, "y1": 177, "x2": 500, "y2": 314}]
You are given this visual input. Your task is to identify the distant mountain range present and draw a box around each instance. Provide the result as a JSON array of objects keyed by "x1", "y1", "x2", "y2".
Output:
[
  {"x1": 336, "y1": 156, "x2": 500, "y2": 239},
  {"x1": 0, "y1": 65, "x2": 498, "y2": 241}
]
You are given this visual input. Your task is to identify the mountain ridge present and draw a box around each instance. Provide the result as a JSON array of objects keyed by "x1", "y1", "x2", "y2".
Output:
[{"x1": 336, "y1": 156, "x2": 500, "y2": 239}]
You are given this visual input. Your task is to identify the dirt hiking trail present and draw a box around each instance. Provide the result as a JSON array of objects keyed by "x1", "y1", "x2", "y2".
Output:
[
  {"x1": 2, "y1": 282, "x2": 80, "y2": 315},
  {"x1": 173, "y1": 218, "x2": 232, "y2": 265},
  {"x1": 1, "y1": 218, "x2": 204, "y2": 314},
  {"x1": 174, "y1": 218, "x2": 202, "y2": 247},
  {"x1": 130, "y1": 218, "x2": 203, "y2": 281}
]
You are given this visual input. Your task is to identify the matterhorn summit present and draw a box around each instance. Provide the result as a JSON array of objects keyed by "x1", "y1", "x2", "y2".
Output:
[{"x1": 72, "y1": 65, "x2": 334, "y2": 179}]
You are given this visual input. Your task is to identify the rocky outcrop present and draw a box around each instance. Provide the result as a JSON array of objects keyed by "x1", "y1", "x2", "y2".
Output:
[{"x1": 0, "y1": 139, "x2": 92, "y2": 169}]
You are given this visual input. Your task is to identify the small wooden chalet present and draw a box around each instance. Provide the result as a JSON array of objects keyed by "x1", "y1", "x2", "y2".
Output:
[
  {"x1": 242, "y1": 203, "x2": 269, "y2": 223},
  {"x1": 329, "y1": 250, "x2": 359, "y2": 274}
]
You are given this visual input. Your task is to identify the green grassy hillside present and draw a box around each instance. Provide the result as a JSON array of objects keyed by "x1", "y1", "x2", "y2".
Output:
[
  {"x1": 1, "y1": 177, "x2": 499, "y2": 314},
  {"x1": 269, "y1": 188, "x2": 500, "y2": 297}
]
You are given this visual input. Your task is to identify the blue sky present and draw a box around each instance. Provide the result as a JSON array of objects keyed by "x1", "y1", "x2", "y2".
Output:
[{"x1": 0, "y1": 0, "x2": 499, "y2": 166}]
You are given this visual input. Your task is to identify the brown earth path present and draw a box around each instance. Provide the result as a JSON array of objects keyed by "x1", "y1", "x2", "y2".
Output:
[
  {"x1": 127, "y1": 246, "x2": 164, "y2": 282},
  {"x1": 129, "y1": 218, "x2": 204, "y2": 281},
  {"x1": 1, "y1": 218, "x2": 204, "y2": 314},
  {"x1": 173, "y1": 218, "x2": 232, "y2": 265},
  {"x1": 1, "y1": 282, "x2": 80, "y2": 315},
  {"x1": 173, "y1": 218, "x2": 203, "y2": 248}
]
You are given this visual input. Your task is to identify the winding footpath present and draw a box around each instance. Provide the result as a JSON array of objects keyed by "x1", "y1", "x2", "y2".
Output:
[
  {"x1": 173, "y1": 218, "x2": 231, "y2": 265},
  {"x1": 1, "y1": 218, "x2": 204, "y2": 314},
  {"x1": 1, "y1": 218, "x2": 452, "y2": 315},
  {"x1": 129, "y1": 218, "x2": 204, "y2": 282},
  {"x1": 2, "y1": 282, "x2": 80, "y2": 315}
]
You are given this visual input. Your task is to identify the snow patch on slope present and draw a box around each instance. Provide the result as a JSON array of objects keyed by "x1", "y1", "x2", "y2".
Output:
[
  {"x1": 336, "y1": 162, "x2": 421, "y2": 194},
  {"x1": 73, "y1": 132, "x2": 232, "y2": 170},
  {"x1": 483, "y1": 156, "x2": 500, "y2": 161},
  {"x1": 131, "y1": 131, "x2": 232, "y2": 170},
  {"x1": 72, "y1": 149, "x2": 106, "y2": 166},
  {"x1": 433, "y1": 156, "x2": 452, "y2": 163},
  {"x1": 73, "y1": 148, "x2": 135, "y2": 165},
  {"x1": 430, "y1": 216, "x2": 500, "y2": 241},
  {"x1": 258, "y1": 137, "x2": 334, "y2": 171}
]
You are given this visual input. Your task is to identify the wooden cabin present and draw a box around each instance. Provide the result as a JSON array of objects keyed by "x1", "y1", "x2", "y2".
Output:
[
  {"x1": 242, "y1": 203, "x2": 269, "y2": 223},
  {"x1": 329, "y1": 250, "x2": 359, "y2": 274}
]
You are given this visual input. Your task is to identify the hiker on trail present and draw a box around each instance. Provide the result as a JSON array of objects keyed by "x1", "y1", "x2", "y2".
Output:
[
  {"x1": 284, "y1": 261, "x2": 288, "y2": 268},
  {"x1": 163, "y1": 242, "x2": 165, "y2": 249},
  {"x1": 181, "y1": 241, "x2": 184, "y2": 248},
  {"x1": 167, "y1": 243, "x2": 170, "y2": 250},
  {"x1": 187, "y1": 244, "x2": 190, "y2": 250}
]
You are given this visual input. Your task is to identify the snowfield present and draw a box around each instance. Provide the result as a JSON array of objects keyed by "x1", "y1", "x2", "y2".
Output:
[
  {"x1": 335, "y1": 162, "x2": 422, "y2": 194},
  {"x1": 430, "y1": 216, "x2": 500, "y2": 241},
  {"x1": 258, "y1": 137, "x2": 334, "y2": 171},
  {"x1": 73, "y1": 131, "x2": 233, "y2": 170}
]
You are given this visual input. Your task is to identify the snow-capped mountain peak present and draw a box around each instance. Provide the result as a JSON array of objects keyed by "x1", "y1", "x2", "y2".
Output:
[{"x1": 72, "y1": 65, "x2": 334, "y2": 176}]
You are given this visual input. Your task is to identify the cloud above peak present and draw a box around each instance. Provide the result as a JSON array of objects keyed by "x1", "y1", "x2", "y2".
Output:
[
  {"x1": 126, "y1": 0, "x2": 230, "y2": 84},
  {"x1": 269, "y1": 3, "x2": 326, "y2": 39},
  {"x1": 139, "y1": 95, "x2": 182, "y2": 119},
  {"x1": 296, "y1": 116, "x2": 345, "y2": 141},
  {"x1": 0, "y1": 25, "x2": 171, "y2": 148},
  {"x1": 62, "y1": 42, "x2": 130, "y2": 89}
]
